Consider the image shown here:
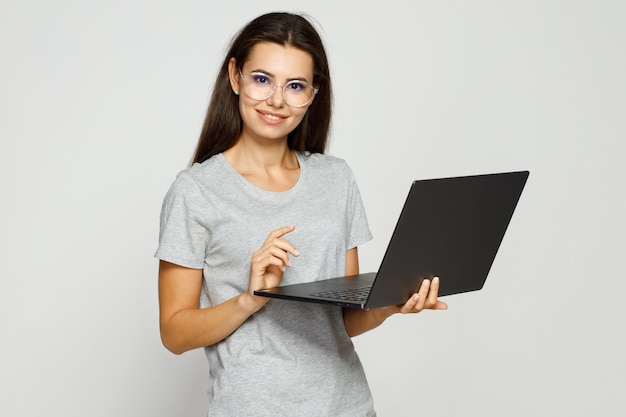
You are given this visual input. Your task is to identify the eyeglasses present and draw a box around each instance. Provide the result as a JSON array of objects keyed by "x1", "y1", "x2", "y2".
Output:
[{"x1": 239, "y1": 70, "x2": 319, "y2": 108}]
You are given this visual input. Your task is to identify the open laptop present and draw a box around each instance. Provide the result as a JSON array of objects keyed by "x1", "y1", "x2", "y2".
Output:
[{"x1": 254, "y1": 170, "x2": 529, "y2": 309}]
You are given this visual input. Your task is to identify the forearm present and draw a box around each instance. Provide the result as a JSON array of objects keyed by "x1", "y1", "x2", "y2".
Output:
[
  {"x1": 343, "y1": 306, "x2": 399, "y2": 337},
  {"x1": 160, "y1": 292, "x2": 262, "y2": 354}
]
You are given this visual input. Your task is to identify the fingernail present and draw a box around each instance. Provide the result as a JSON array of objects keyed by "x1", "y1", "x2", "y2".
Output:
[{"x1": 294, "y1": 250, "x2": 300, "y2": 256}]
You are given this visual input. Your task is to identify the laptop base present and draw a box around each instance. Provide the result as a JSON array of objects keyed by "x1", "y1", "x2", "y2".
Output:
[{"x1": 254, "y1": 273, "x2": 377, "y2": 309}]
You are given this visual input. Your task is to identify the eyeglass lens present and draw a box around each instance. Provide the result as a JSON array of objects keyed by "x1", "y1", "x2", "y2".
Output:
[{"x1": 241, "y1": 72, "x2": 316, "y2": 107}]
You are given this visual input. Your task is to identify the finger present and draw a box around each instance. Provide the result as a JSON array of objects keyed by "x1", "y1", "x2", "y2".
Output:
[
  {"x1": 425, "y1": 276, "x2": 441, "y2": 306},
  {"x1": 253, "y1": 246, "x2": 292, "y2": 269},
  {"x1": 265, "y1": 225, "x2": 296, "y2": 242},
  {"x1": 271, "y1": 238, "x2": 300, "y2": 258},
  {"x1": 263, "y1": 226, "x2": 299, "y2": 257},
  {"x1": 413, "y1": 278, "x2": 430, "y2": 310},
  {"x1": 400, "y1": 293, "x2": 419, "y2": 314},
  {"x1": 256, "y1": 239, "x2": 299, "y2": 265},
  {"x1": 423, "y1": 278, "x2": 449, "y2": 310},
  {"x1": 433, "y1": 301, "x2": 449, "y2": 310},
  {"x1": 266, "y1": 253, "x2": 289, "y2": 271},
  {"x1": 268, "y1": 245, "x2": 294, "y2": 268}
]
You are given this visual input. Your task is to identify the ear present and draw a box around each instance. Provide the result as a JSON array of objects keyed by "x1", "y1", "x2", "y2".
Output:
[{"x1": 227, "y1": 58, "x2": 240, "y2": 95}]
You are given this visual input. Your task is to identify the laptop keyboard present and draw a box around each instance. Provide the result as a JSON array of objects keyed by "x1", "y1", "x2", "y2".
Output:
[{"x1": 311, "y1": 286, "x2": 371, "y2": 302}]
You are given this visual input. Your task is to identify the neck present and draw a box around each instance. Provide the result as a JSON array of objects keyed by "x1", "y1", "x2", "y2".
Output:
[
  {"x1": 223, "y1": 139, "x2": 300, "y2": 192},
  {"x1": 224, "y1": 137, "x2": 297, "y2": 170}
]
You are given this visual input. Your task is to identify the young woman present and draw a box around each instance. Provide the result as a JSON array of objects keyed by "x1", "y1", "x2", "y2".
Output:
[{"x1": 156, "y1": 12, "x2": 447, "y2": 416}]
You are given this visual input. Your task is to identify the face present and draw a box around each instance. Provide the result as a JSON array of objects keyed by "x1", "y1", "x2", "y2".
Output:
[{"x1": 229, "y1": 42, "x2": 315, "y2": 144}]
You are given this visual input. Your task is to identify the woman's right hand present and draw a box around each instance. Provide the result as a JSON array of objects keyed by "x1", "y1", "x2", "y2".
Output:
[
  {"x1": 159, "y1": 225, "x2": 300, "y2": 353},
  {"x1": 248, "y1": 225, "x2": 299, "y2": 307}
]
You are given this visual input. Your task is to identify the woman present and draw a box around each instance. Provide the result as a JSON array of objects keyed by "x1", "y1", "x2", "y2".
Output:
[{"x1": 156, "y1": 12, "x2": 447, "y2": 416}]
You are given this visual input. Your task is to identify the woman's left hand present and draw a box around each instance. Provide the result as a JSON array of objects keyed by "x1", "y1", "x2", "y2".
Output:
[
  {"x1": 397, "y1": 276, "x2": 448, "y2": 314},
  {"x1": 343, "y1": 276, "x2": 448, "y2": 337}
]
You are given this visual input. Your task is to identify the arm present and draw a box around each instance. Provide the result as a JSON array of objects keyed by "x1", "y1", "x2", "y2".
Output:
[
  {"x1": 342, "y1": 248, "x2": 394, "y2": 337},
  {"x1": 158, "y1": 261, "x2": 262, "y2": 354},
  {"x1": 159, "y1": 225, "x2": 299, "y2": 354},
  {"x1": 342, "y1": 248, "x2": 448, "y2": 337}
]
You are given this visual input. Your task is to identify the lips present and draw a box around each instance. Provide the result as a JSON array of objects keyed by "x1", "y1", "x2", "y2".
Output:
[{"x1": 257, "y1": 109, "x2": 287, "y2": 124}]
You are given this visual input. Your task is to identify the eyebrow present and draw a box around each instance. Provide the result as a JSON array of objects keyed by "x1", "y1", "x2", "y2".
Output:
[{"x1": 248, "y1": 68, "x2": 311, "y2": 83}]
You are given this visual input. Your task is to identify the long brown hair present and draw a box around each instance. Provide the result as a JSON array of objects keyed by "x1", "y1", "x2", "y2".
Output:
[{"x1": 191, "y1": 12, "x2": 332, "y2": 164}]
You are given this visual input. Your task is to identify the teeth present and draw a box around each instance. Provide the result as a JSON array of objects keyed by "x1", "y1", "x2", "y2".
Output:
[{"x1": 264, "y1": 114, "x2": 280, "y2": 120}]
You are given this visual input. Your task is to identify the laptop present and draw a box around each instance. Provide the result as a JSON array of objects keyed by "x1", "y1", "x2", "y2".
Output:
[{"x1": 254, "y1": 170, "x2": 529, "y2": 309}]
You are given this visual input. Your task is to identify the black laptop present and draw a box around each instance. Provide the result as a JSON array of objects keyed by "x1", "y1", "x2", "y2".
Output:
[{"x1": 254, "y1": 171, "x2": 529, "y2": 309}]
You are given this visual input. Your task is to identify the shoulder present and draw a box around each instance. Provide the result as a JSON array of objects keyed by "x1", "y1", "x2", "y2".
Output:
[
  {"x1": 298, "y1": 152, "x2": 361, "y2": 197},
  {"x1": 169, "y1": 154, "x2": 229, "y2": 192},
  {"x1": 183, "y1": 154, "x2": 228, "y2": 183},
  {"x1": 162, "y1": 154, "x2": 231, "y2": 207},
  {"x1": 299, "y1": 152, "x2": 354, "y2": 178}
]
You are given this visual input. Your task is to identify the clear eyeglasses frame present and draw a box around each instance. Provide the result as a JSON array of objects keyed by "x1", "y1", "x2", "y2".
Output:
[{"x1": 238, "y1": 70, "x2": 319, "y2": 108}]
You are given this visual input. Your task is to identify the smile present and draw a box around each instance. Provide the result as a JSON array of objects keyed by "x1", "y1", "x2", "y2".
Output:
[{"x1": 257, "y1": 110, "x2": 287, "y2": 124}]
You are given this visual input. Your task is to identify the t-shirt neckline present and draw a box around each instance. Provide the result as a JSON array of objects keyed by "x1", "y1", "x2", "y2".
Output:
[{"x1": 216, "y1": 151, "x2": 305, "y2": 197}]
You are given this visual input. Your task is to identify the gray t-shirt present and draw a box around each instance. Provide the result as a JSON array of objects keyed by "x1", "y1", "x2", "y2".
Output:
[{"x1": 156, "y1": 152, "x2": 375, "y2": 417}]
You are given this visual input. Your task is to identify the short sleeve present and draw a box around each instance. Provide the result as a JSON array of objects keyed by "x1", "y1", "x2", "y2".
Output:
[
  {"x1": 344, "y1": 164, "x2": 373, "y2": 250},
  {"x1": 154, "y1": 172, "x2": 210, "y2": 269}
]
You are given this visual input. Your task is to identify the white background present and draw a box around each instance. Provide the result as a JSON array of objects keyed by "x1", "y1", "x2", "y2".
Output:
[{"x1": 1, "y1": 1, "x2": 624, "y2": 416}]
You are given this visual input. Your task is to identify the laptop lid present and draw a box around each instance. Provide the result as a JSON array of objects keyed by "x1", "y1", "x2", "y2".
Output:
[{"x1": 363, "y1": 170, "x2": 529, "y2": 308}]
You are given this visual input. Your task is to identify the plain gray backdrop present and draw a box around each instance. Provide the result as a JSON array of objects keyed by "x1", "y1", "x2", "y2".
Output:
[{"x1": 1, "y1": 0, "x2": 624, "y2": 416}]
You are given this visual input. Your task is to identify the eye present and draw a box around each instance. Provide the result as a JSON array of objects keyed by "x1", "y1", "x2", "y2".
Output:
[
  {"x1": 251, "y1": 73, "x2": 272, "y2": 86},
  {"x1": 286, "y1": 81, "x2": 306, "y2": 92}
]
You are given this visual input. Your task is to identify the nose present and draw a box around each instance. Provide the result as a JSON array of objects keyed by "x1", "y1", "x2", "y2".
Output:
[{"x1": 267, "y1": 84, "x2": 286, "y2": 107}]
